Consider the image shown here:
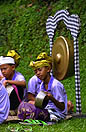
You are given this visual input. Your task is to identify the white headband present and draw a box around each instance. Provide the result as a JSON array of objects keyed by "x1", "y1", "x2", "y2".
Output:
[{"x1": 0, "y1": 56, "x2": 15, "y2": 65}]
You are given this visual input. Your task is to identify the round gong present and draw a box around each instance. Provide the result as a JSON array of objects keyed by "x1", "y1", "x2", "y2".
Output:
[
  {"x1": 52, "y1": 36, "x2": 74, "y2": 80},
  {"x1": 35, "y1": 91, "x2": 49, "y2": 109}
]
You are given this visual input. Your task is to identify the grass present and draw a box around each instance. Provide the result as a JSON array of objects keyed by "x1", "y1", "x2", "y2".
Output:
[
  {"x1": 1, "y1": 118, "x2": 86, "y2": 132},
  {"x1": 0, "y1": 0, "x2": 86, "y2": 131}
]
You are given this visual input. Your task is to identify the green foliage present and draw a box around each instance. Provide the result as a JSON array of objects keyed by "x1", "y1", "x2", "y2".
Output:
[
  {"x1": 0, "y1": 2, "x2": 50, "y2": 80},
  {"x1": 0, "y1": 0, "x2": 86, "y2": 131}
]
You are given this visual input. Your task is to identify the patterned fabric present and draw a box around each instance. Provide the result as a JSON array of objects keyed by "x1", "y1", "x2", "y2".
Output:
[
  {"x1": 18, "y1": 101, "x2": 36, "y2": 120},
  {"x1": 29, "y1": 52, "x2": 52, "y2": 70},
  {"x1": 0, "y1": 83, "x2": 10, "y2": 124},
  {"x1": 18, "y1": 101, "x2": 49, "y2": 121},
  {"x1": 46, "y1": 9, "x2": 81, "y2": 113}
]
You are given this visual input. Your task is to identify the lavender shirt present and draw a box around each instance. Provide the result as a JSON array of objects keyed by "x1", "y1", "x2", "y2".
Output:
[
  {"x1": 1, "y1": 71, "x2": 26, "y2": 96},
  {"x1": 28, "y1": 75, "x2": 41, "y2": 97},
  {"x1": 1, "y1": 71, "x2": 26, "y2": 110},
  {"x1": 12, "y1": 71, "x2": 26, "y2": 82},
  {"x1": 1, "y1": 71, "x2": 26, "y2": 82},
  {"x1": 0, "y1": 83, "x2": 10, "y2": 124},
  {"x1": 41, "y1": 76, "x2": 67, "y2": 118}
]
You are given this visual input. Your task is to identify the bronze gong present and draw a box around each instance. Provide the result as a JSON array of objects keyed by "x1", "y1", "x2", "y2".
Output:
[{"x1": 52, "y1": 36, "x2": 74, "y2": 80}]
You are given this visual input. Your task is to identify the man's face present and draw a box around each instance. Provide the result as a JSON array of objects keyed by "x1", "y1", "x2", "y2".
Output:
[
  {"x1": 0, "y1": 64, "x2": 15, "y2": 79},
  {"x1": 34, "y1": 66, "x2": 50, "y2": 81}
]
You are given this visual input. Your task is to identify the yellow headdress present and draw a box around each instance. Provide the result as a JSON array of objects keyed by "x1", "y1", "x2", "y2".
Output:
[
  {"x1": 7, "y1": 50, "x2": 20, "y2": 65},
  {"x1": 29, "y1": 52, "x2": 52, "y2": 70}
]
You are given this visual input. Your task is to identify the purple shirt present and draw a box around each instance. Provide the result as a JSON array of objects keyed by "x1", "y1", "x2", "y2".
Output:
[
  {"x1": 0, "y1": 83, "x2": 10, "y2": 124},
  {"x1": 12, "y1": 71, "x2": 26, "y2": 82},
  {"x1": 1, "y1": 71, "x2": 25, "y2": 82},
  {"x1": 41, "y1": 76, "x2": 67, "y2": 118},
  {"x1": 28, "y1": 75, "x2": 41, "y2": 97},
  {"x1": 1, "y1": 71, "x2": 26, "y2": 110},
  {"x1": 1, "y1": 71, "x2": 26, "y2": 96}
]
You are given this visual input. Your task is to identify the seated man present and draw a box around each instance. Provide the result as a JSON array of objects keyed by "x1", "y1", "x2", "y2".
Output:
[
  {"x1": 0, "y1": 56, "x2": 26, "y2": 113},
  {"x1": 18, "y1": 52, "x2": 67, "y2": 121},
  {"x1": 28, "y1": 76, "x2": 74, "y2": 114},
  {"x1": 0, "y1": 82, "x2": 10, "y2": 124}
]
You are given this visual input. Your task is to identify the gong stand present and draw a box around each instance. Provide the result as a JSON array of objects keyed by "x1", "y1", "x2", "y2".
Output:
[{"x1": 46, "y1": 10, "x2": 81, "y2": 114}]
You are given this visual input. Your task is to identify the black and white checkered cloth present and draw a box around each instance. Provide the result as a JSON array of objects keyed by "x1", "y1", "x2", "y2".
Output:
[{"x1": 46, "y1": 10, "x2": 81, "y2": 113}]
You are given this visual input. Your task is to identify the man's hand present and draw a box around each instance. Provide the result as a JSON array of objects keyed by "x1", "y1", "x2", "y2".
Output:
[
  {"x1": 28, "y1": 100, "x2": 35, "y2": 105},
  {"x1": 46, "y1": 92, "x2": 53, "y2": 101},
  {"x1": 46, "y1": 92, "x2": 65, "y2": 111}
]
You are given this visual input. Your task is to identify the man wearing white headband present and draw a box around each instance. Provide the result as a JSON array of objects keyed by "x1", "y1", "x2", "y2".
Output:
[
  {"x1": 0, "y1": 56, "x2": 26, "y2": 116},
  {"x1": 0, "y1": 56, "x2": 15, "y2": 80},
  {"x1": 0, "y1": 56, "x2": 15, "y2": 65}
]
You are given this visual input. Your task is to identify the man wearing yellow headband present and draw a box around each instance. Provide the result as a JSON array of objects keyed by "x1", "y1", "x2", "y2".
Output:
[
  {"x1": 29, "y1": 52, "x2": 52, "y2": 70},
  {"x1": 18, "y1": 52, "x2": 67, "y2": 121}
]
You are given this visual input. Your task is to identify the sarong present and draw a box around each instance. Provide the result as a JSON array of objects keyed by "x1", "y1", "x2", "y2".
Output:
[{"x1": 18, "y1": 101, "x2": 50, "y2": 121}]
